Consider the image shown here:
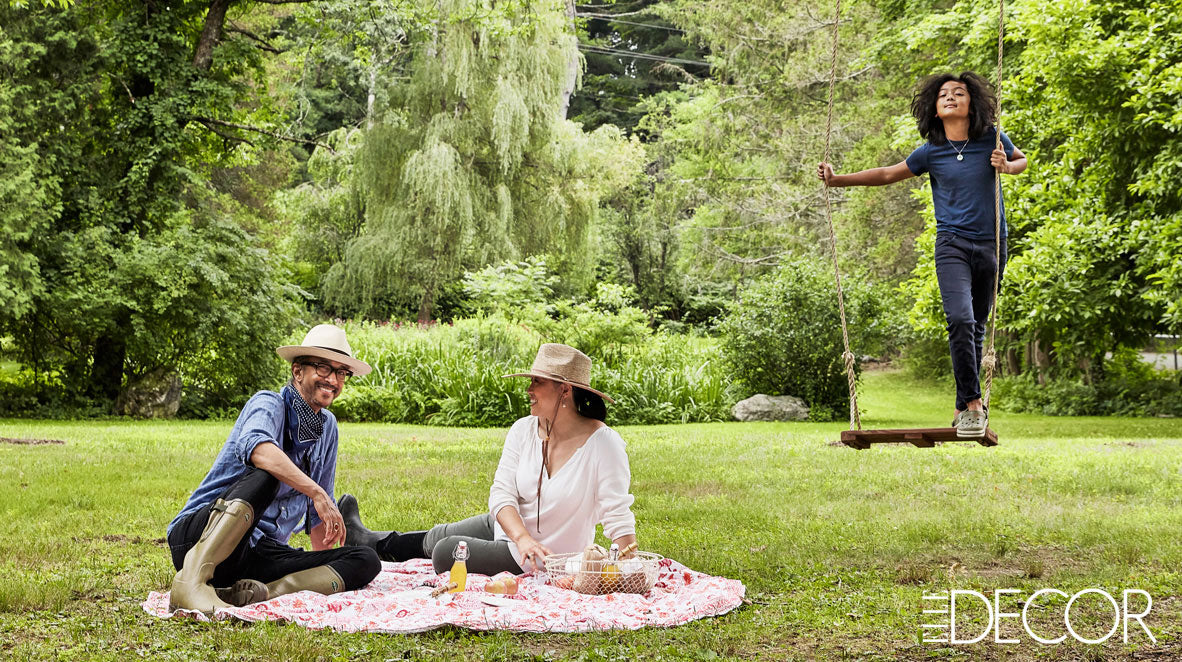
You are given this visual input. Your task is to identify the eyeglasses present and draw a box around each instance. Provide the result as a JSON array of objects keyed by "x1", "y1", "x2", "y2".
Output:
[{"x1": 299, "y1": 361, "x2": 354, "y2": 382}]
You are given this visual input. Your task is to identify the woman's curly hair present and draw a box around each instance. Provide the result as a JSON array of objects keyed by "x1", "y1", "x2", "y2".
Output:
[{"x1": 910, "y1": 71, "x2": 997, "y2": 145}]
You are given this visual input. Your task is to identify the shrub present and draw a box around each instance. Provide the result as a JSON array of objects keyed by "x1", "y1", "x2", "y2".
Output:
[
  {"x1": 459, "y1": 257, "x2": 558, "y2": 317},
  {"x1": 898, "y1": 335, "x2": 953, "y2": 380},
  {"x1": 994, "y1": 349, "x2": 1182, "y2": 417},
  {"x1": 993, "y1": 377, "x2": 1101, "y2": 416},
  {"x1": 718, "y1": 258, "x2": 883, "y2": 419}
]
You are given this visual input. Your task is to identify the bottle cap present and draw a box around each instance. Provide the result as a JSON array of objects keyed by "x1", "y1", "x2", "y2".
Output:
[{"x1": 454, "y1": 540, "x2": 469, "y2": 561}]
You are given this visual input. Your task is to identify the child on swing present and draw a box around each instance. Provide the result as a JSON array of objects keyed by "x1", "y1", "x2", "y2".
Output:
[{"x1": 818, "y1": 71, "x2": 1027, "y2": 438}]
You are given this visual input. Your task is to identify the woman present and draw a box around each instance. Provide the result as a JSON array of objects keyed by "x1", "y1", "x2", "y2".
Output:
[
  {"x1": 818, "y1": 71, "x2": 1027, "y2": 438},
  {"x1": 342, "y1": 343, "x2": 638, "y2": 575}
]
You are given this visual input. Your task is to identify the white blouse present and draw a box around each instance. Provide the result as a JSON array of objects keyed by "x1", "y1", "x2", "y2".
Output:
[{"x1": 488, "y1": 416, "x2": 637, "y2": 569}]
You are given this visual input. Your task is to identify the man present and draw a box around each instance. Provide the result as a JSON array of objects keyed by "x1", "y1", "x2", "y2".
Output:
[{"x1": 166, "y1": 324, "x2": 380, "y2": 615}]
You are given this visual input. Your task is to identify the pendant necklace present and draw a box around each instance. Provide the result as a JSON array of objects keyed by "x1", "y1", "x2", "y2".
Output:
[{"x1": 951, "y1": 138, "x2": 969, "y2": 161}]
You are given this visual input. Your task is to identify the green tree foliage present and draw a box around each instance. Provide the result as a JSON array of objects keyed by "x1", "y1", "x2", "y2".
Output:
[
  {"x1": 322, "y1": 0, "x2": 645, "y2": 322},
  {"x1": 1003, "y1": 0, "x2": 1182, "y2": 366},
  {"x1": 0, "y1": 2, "x2": 304, "y2": 412},
  {"x1": 457, "y1": 257, "x2": 651, "y2": 362},
  {"x1": 569, "y1": 0, "x2": 710, "y2": 134},
  {"x1": 107, "y1": 214, "x2": 303, "y2": 415},
  {"x1": 281, "y1": 0, "x2": 427, "y2": 135},
  {"x1": 274, "y1": 128, "x2": 368, "y2": 296}
]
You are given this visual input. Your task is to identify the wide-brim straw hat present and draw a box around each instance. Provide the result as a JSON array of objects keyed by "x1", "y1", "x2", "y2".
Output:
[
  {"x1": 503, "y1": 343, "x2": 614, "y2": 403},
  {"x1": 276, "y1": 324, "x2": 372, "y2": 377}
]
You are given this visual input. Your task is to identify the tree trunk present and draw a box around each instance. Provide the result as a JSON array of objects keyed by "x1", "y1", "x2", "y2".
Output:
[
  {"x1": 559, "y1": 0, "x2": 579, "y2": 119},
  {"x1": 31, "y1": 312, "x2": 41, "y2": 400},
  {"x1": 193, "y1": 0, "x2": 234, "y2": 71},
  {"x1": 1032, "y1": 338, "x2": 1051, "y2": 385},
  {"x1": 1006, "y1": 346, "x2": 1021, "y2": 375},
  {"x1": 366, "y1": 65, "x2": 378, "y2": 128},
  {"x1": 89, "y1": 329, "x2": 128, "y2": 409},
  {"x1": 418, "y1": 283, "x2": 435, "y2": 324}
]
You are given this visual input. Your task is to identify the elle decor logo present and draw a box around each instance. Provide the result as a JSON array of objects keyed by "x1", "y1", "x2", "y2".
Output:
[{"x1": 921, "y1": 589, "x2": 1156, "y2": 645}]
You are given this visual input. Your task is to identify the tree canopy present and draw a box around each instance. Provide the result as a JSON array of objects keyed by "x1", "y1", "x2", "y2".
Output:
[{"x1": 1, "y1": 0, "x2": 1178, "y2": 415}]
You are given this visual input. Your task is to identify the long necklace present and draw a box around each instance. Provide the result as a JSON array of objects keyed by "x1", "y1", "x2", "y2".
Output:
[
  {"x1": 534, "y1": 397, "x2": 563, "y2": 533},
  {"x1": 950, "y1": 138, "x2": 969, "y2": 161}
]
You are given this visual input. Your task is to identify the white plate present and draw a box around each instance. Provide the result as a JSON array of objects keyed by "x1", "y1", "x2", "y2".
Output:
[{"x1": 478, "y1": 595, "x2": 518, "y2": 607}]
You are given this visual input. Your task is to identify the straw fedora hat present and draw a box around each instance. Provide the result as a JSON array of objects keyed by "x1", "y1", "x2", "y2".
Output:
[
  {"x1": 503, "y1": 343, "x2": 614, "y2": 403},
  {"x1": 276, "y1": 324, "x2": 372, "y2": 377}
]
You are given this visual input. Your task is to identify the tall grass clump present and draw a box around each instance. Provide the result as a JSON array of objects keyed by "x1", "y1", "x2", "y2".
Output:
[
  {"x1": 314, "y1": 314, "x2": 738, "y2": 426},
  {"x1": 330, "y1": 316, "x2": 536, "y2": 426}
]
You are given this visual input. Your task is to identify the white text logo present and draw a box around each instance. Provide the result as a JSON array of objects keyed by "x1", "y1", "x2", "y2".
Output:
[{"x1": 922, "y1": 589, "x2": 1155, "y2": 645}]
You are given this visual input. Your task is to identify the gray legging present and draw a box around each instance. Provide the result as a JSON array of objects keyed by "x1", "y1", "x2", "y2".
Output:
[{"x1": 423, "y1": 513, "x2": 524, "y2": 575}]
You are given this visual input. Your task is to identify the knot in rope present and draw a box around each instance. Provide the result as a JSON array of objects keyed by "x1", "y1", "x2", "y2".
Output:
[{"x1": 980, "y1": 349, "x2": 997, "y2": 373}]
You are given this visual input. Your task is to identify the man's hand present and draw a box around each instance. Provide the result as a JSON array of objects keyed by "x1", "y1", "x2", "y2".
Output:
[
  {"x1": 249, "y1": 442, "x2": 345, "y2": 547},
  {"x1": 313, "y1": 492, "x2": 346, "y2": 548}
]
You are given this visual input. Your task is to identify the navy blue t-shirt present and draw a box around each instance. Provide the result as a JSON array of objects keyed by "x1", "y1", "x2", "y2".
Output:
[{"x1": 906, "y1": 127, "x2": 1016, "y2": 240}]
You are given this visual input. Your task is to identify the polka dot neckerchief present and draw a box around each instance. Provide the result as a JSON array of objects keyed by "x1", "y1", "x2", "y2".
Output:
[{"x1": 286, "y1": 384, "x2": 325, "y2": 444}]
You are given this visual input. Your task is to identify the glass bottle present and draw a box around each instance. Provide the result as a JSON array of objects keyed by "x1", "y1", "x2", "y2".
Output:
[
  {"x1": 602, "y1": 542, "x2": 621, "y2": 593},
  {"x1": 448, "y1": 540, "x2": 469, "y2": 592}
]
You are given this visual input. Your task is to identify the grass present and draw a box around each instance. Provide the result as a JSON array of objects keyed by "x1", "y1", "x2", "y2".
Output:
[{"x1": 0, "y1": 370, "x2": 1179, "y2": 660}]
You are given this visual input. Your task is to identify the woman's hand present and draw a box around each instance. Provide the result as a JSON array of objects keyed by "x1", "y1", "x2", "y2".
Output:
[
  {"x1": 514, "y1": 534, "x2": 553, "y2": 572},
  {"x1": 991, "y1": 148, "x2": 1010, "y2": 173}
]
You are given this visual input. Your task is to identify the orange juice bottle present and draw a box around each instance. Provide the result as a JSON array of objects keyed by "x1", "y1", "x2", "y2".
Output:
[
  {"x1": 602, "y1": 543, "x2": 621, "y2": 593},
  {"x1": 448, "y1": 541, "x2": 469, "y2": 592}
]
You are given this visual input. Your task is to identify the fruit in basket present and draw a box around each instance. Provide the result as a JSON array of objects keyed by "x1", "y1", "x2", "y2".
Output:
[
  {"x1": 553, "y1": 574, "x2": 575, "y2": 590},
  {"x1": 485, "y1": 577, "x2": 518, "y2": 595}
]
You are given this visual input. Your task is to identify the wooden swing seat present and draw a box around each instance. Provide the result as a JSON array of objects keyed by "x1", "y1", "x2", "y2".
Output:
[{"x1": 841, "y1": 427, "x2": 998, "y2": 450}]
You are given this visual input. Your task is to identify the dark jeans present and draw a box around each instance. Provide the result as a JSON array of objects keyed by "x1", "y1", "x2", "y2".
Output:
[
  {"x1": 934, "y1": 232, "x2": 1007, "y2": 411},
  {"x1": 167, "y1": 468, "x2": 380, "y2": 590}
]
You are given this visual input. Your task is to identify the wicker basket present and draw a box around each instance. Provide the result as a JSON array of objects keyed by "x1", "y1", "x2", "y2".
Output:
[{"x1": 544, "y1": 551, "x2": 663, "y2": 595}]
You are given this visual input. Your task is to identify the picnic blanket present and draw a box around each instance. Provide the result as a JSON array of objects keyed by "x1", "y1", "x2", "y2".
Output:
[{"x1": 143, "y1": 557, "x2": 744, "y2": 633}]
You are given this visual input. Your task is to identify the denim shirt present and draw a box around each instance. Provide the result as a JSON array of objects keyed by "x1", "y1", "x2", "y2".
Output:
[{"x1": 167, "y1": 385, "x2": 339, "y2": 547}]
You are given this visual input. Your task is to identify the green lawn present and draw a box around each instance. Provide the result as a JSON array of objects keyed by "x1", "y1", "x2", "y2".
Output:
[{"x1": 0, "y1": 371, "x2": 1179, "y2": 660}]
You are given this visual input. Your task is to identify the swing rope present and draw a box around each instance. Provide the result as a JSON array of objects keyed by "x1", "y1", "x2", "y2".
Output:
[
  {"x1": 820, "y1": 0, "x2": 861, "y2": 431},
  {"x1": 982, "y1": 0, "x2": 1005, "y2": 409}
]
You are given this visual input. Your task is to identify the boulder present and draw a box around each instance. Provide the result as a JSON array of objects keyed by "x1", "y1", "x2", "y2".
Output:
[
  {"x1": 116, "y1": 369, "x2": 182, "y2": 418},
  {"x1": 731, "y1": 394, "x2": 809, "y2": 422}
]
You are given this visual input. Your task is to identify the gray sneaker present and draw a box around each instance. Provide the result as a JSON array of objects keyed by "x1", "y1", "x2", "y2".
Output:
[
  {"x1": 951, "y1": 412, "x2": 961, "y2": 428},
  {"x1": 956, "y1": 410, "x2": 987, "y2": 438}
]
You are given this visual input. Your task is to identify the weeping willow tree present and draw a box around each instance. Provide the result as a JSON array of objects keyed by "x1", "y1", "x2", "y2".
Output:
[{"x1": 323, "y1": 0, "x2": 643, "y2": 321}]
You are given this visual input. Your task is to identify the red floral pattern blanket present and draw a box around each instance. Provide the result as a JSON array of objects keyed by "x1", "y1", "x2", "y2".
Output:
[{"x1": 143, "y1": 558, "x2": 745, "y2": 633}]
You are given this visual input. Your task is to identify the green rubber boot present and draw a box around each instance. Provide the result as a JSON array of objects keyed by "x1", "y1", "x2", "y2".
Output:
[
  {"x1": 169, "y1": 499, "x2": 254, "y2": 615},
  {"x1": 265, "y1": 565, "x2": 346, "y2": 599}
]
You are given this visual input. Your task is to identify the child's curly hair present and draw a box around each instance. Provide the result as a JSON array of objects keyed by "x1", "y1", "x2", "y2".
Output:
[{"x1": 910, "y1": 71, "x2": 997, "y2": 145}]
